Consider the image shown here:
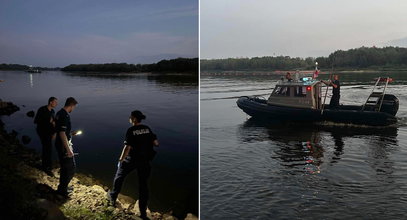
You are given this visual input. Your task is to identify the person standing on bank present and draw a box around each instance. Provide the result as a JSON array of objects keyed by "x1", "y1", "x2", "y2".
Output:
[
  {"x1": 108, "y1": 110, "x2": 159, "y2": 220},
  {"x1": 55, "y1": 97, "x2": 78, "y2": 197},
  {"x1": 322, "y1": 75, "x2": 341, "y2": 109},
  {"x1": 34, "y1": 97, "x2": 58, "y2": 175}
]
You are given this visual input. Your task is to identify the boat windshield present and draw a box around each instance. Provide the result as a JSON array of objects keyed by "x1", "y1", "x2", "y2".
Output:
[{"x1": 273, "y1": 86, "x2": 290, "y2": 96}]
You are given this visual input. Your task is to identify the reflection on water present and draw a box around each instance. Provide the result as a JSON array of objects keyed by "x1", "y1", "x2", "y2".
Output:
[
  {"x1": 29, "y1": 73, "x2": 34, "y2": 88},
  {"x1": 201, "y1": 72, "x2": 407, "y2": 219},
  {"x1": 239, "y1": 119, "x2": 399, "y2": 176},
  {"x1": 63, "y1": 71, "x2": 198, "y2": 86},
  {"x1": 147, "y1": 74, "x2": 198, "y2": 86}
]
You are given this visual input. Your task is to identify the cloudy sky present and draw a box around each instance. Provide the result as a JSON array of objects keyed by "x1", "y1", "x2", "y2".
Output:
[
  {"x1": 201, "y1": 0, "x2": 407, "y2": 59},
  {"x1": 0, "y1": 0, "x2": 198, "y2": 67}
]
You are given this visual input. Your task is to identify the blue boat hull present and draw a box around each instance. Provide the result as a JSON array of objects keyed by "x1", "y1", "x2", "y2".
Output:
[{"x1": 237, "y1": 96, "x2": 397, "y2": 126}]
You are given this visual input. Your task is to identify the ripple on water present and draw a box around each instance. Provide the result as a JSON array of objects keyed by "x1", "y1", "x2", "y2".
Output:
[{"x1": 201, "y1": 73, "x2": 407, "y2": 219}]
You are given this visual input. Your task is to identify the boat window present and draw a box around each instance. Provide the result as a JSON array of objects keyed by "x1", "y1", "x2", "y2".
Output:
[
  {"x1": 294, "y1": 86, "x2": 307, "y2": 97},
  {"x1": 273, "y1": 86, "x2": 290, "y2": 96},
  {"x1": 279, "y1": 86, "x2": 290, "y2": 96},
  {"x1": 273, "y1": 86, "x2": 281, "y2": 95}
]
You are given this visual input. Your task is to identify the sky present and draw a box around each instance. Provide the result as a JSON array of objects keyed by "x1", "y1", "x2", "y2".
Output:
[
  {"x1": 0, "y1": 0, "x2": 198, "y2": 67},
  {"x1": 201, "y1": 0, "x2": 407, "y2": 59}
]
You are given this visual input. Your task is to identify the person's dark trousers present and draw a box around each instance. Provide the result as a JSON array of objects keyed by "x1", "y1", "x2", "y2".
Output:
[
  {"x1": 55, "y1": 141, "x2": 76, "y2": 194},
  {"x1": 110, "y1": 157, "x2": 151, "y2": 216},
  {"x1": 329, "y1": 95, "x2": 340, "y2": 109},
  {"x1": 37, "y1": 129, "x2": 53, "y2": 170}
]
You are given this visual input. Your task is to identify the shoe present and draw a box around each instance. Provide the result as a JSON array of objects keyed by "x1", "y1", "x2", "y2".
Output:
[
  {"x1": 41, "y1": 167, "x2": 54, "y2": 177},
  {"x1": 56, "y1": 189, "x2": 69, "y2": 199},
  {"x1": 106, "y1": 192, "x2": 116, "y2": 206},
  {"x1": 56, "y1": 186, "x2": 73, "y2": 198},
  {"x1": 44, "y1": 169, "x2": 54, "y2": 177},
  {"x1": 139, "y1": 214, "x2": 150, "y2": 220},
  {"x1": 140, "y1": 210, "x2": 150, "y2": 220}
]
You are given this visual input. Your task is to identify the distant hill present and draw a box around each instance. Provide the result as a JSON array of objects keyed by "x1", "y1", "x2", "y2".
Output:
[
  {"x1": 0, "y1": 64, "x2": 30, "y2": 70},
  {"x1": 201, "y1": 46, "x2": 407, "y2": 71},
  {"x1": 61, "y1": 58, "x2": 198, "y2": 74},
  {"x1": 0, "y1": 64, "x2": 60, "y2": 71}
]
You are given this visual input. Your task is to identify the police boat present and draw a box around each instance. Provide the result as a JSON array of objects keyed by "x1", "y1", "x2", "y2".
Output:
[{"x1": 237, "y1": 76, "x2": 399, "y2": 126}]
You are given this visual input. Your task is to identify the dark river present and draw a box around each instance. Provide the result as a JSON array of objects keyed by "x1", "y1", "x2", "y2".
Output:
[
  {"x1": 201, "y1": 71, "x2": 407, "y2": 219},
  {"x1": 0, "y1": 70, "x2": 198, "y2": 217}
]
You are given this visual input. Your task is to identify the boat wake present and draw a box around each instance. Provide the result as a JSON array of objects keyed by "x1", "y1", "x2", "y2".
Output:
[
  {"x1": 315, "y1": 120, "x2": 399, "y2": 129},
  {"x1": 396, "y1": 116, "x2": 407, "y2": 127}
]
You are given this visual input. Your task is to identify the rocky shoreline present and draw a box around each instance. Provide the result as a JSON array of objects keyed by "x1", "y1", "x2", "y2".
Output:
[{"x1": 0, "y1": 100, "x2": 198, "y2": 220}]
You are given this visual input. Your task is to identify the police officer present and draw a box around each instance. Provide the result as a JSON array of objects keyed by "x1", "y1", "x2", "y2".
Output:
[
  {"x1": 108, "y1": 110, "x2": 159, "y2": 220},
  {"x1": 285, "y1": 72, "x2": 293, "y2": 82},
  {"x1": 55, "y1": 97, "x2": 78, "y2": 197},
  {"x1": 322, "y1": 75, "x2": 341, "y2": 108},
  {"x1": 34, "y1": 97, "x2": 58, "y2": 175}
]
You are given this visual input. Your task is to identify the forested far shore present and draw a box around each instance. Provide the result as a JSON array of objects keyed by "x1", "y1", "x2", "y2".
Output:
[
  {"x1": 201, "y1": 46, "x2": 407, "y2": 71},
  {"x1": 62, "y1": 58, "x2": 198, "y2": 73},
  {"x1": 0, "y1": 64, "x2": 60, "y2": 71},
  {"x1": 1, "y1": 57, "x2": 198, "y2": 74}
]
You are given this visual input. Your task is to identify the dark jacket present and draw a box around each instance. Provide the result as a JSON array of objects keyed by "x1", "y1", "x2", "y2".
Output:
[{"x1": 34, "y1": 105, "x2": 55, "y2": 135}]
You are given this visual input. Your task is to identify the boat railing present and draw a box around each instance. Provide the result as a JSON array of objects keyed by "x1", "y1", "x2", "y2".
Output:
[
  {"x1": 362, "y1": 77, "x2": 391, "y2": 112},
  {"x1": 320, "y1": 75, "x2": 333, "y2": 114}
]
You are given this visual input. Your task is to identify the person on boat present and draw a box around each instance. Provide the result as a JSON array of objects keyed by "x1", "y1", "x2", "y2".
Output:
[
  {"x1": 107, "y1": 110, "x2": 159, "y2": 220},
  {"x1": 285, "y1": 72, "x2": 293, "y2": 82},
  {"x1": 34, "y1": 97, "x2": 58, "y2": 175},
  {"x1": 55, "y1": 97, "x2": 78, "y2": 197},
  {"x1": 321, "y1": 75, "x2": 340, "y2": 108}
]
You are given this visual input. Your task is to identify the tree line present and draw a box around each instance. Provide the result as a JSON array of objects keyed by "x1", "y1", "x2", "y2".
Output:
[
  {"x1": 0, "y1": 64, "x2": 31, "y2": 70},
  {"x1": 61, "y1": 58, "x2": 198, "y2": 73},
  {"x1": 0, "y1": 64, "x2": 60, "y2": 71},
  {"x1": 315, "y1": 46, "x2": 407, "y2": 69},
  {"x1": 201, "y1": 46, "x2": 407, "y2": 71},
  {"x1": 1, "y1": 58, "x2": 198, "y2": 73}
]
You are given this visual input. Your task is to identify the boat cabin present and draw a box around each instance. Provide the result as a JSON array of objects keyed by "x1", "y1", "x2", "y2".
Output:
[{"x1": 268, "y1": 77, "x2": 322, "y2": 109}]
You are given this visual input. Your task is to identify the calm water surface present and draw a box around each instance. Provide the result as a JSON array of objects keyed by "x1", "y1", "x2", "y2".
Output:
[
  {"x1": 0, "y1": 70, "x2": 198, "y2": 217},
  {"x1": 201, "y1": 71, "x2": 407, "y2": 219}
]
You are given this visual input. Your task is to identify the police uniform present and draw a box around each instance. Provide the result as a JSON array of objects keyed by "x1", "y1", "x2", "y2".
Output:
[
  {"x1": 330, "y1": 80, "x2": 340, "y2": 108},
  {"x1": 110, "y1": 124, "x2": 157, "y2": 216},
  {"x1": 34, "y1": 105, "x2": 55, "y2": 170},
  {"x1": 55, "y1": 108, "x2": 75, "y2": 195}
]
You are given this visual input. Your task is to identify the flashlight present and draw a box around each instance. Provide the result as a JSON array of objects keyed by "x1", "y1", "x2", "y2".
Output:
[{"x1": 72, "y1": 130, "x2": 83, "y2": 136}]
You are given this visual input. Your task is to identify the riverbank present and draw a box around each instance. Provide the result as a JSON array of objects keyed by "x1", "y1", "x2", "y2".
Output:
[
  {"x1": 0, "y1": 101, "x2": 198, "y2": 220},
  {"x1": 200, "y1": 69, "x2": 407, "y2": 76}
]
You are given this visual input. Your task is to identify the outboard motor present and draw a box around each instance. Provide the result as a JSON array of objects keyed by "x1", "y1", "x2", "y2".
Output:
[{"x1": 379, "y1": 94, "x2": 399, "y2": 116}]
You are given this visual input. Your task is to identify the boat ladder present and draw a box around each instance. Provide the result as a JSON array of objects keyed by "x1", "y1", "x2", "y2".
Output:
[{"x1": 362, "y1": 77, "x2": 390, "y2": 112}]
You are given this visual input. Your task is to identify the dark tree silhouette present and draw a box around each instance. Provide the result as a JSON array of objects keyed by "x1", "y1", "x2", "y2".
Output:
[
  {"x1": 201, "y1": 46, "x2": 407, "y2": 71},
  {"x1": 61, "y1": 58, "x2": 198, "y2": 74}
]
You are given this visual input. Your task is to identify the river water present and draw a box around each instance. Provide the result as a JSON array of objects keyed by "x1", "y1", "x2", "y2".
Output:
[
  {"x1": 0, "y1": 70, "x2": 198, "y2": 217},
  {"x1": 201, "y1": 71, "x2": 407, "y2": 219}
]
